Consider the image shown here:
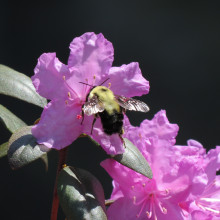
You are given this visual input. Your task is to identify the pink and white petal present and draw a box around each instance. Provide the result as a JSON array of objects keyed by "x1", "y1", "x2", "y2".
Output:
[
  {"x1": 109, "y1": 62, "x2": 149, "y2": 97},
  {"x1": 82, "y1": 116, "x2": 125, "y2": 155},
  {"x1": 32, "y1": 53, "x2": 77, "y2": 100},
  {"x1": 67, "y1": 32, "x2": 114, "y2": 98},
  {"x1": 32, "y1": 100, "x2": 82, "y2": 150}
]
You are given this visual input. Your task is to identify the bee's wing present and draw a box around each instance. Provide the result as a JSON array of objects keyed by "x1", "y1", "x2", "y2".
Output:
[
  {"x1": 115, "y1": 95, "x2": 149, "y2": 112},
  {"x1": 83, "y1": 95, "x2": 105, "y2": 116}
]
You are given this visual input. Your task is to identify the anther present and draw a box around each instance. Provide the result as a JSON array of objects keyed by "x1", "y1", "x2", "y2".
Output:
[
  {"x1": 63, "y1": 75, "x2": 66, "y2": 81},
  {"x1": 108, "y1": 82, "x2": 111, "y2": 88},
  {"x1": 146, "y1": 211, "x2": 152, "y2": 218},
  {"x1": 76, "y1": 114, "x2": 82, "y2": 120},
  {"x1": 165, "y1": 189, "x2": 169, "y2": 194},
  {"x1": 65, "y1": 100, "x2": 68, "y2": 105},
  {"x1": 68, "y1": 92, "x2": 71, "y2": 98},
  {"x1": 142, "y1": 183, "x2": 146, "y2": 187},
  {"x1": 93, "y1": 75, "x2": 96, "y2": 80},
  {"x1": 131, "y1": 185, "x2": 135, "y2": 190}
]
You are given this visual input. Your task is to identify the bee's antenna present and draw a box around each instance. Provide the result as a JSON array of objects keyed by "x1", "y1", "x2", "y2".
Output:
[
  {"x1": 99, "y1": 78, "x2": 110, "y2": 86},
  {"x1": 79, "y1": 82, "x2": 94, "y2": 87},
  {"x1": 79, "y1": 78, "x2": 110, "y2": 87}
]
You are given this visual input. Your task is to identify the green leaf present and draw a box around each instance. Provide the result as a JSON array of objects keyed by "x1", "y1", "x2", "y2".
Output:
[
  {"x1": 0, "y1": 104, "x2": 27, "y2": 133},
  {"x1": 8, "y1": 126, "x2": 50, "y2": 169},
  {"x1": 57, "y1": 166, "x2": 107, "y2": 220},
  {"x1": 0, "y1": 142, "x2": 8, "y2": 159},
  {"x1": 112, "y1": 138, "x2": 153, "y2": 179},
  {"x1": 0, "y1": 64, "x2": 47, "y2": 108}
]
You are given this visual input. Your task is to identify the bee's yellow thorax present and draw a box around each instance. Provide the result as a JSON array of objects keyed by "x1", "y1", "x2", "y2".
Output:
[{"x1": 89, "y1": 86, "x2": 120, "y2": 114}]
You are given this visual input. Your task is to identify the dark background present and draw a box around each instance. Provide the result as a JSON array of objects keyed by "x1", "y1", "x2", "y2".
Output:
[{"x1": 0, "y1": 0, "x2": 219, "y2": 219}]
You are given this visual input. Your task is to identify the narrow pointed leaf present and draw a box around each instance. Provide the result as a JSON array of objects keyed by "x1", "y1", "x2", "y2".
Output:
[
  {"x1": 112, "y1": 138, "x2": 153, "y2": 179},
  {"x1": 8, "y1": 126, "x2": 50, "y2": 169},
  {"x1": 0, "y1": 64, "x2": 47, "y2": 108},
  {"x1": 0, "y1": 104, "x2": 26, "y2": 133},
  {"x1": 0, "y1": 142, "x2": 8, "y2": 158},
  {"x1": 57, "y1": 166, "x2": 107, "y2": 220}
]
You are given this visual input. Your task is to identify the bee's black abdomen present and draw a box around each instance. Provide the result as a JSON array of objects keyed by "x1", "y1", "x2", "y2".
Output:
[{"x1": 99, "y1": 110, "x2": 124, "y2": 135}]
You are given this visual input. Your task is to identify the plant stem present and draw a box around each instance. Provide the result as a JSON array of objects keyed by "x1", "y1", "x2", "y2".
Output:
[{"x1": 50, "y1": 147, "x2": 68, "y2": 220}]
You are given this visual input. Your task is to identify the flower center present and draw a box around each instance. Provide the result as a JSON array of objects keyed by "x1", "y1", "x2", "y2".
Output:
[{"x1": 131, "y1": 182, "x2": 168, "y2": 219}]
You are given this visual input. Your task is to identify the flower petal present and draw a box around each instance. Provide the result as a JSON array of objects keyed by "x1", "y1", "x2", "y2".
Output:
[
  {"x1": 140, "y1": 110, "x2": 179, "y2": 145},
  {"x1": 32, "y1": 100, "x2": 82, "y2": 150},
  {"x1": 82, "y1": 116, "x2": 125, "y2": 155},
  {"x1": 107, "y1": 197, "x2": 141, "y2": 220},
  {"x1": 109, "y1": 62, "x2": 149, "y2": 97},
  {"x1": 67, "y1": 32, "x2": 114, "y2": 98},
  {"x1": 32, "y1": 53, "x2": 76, "y2": 101}
]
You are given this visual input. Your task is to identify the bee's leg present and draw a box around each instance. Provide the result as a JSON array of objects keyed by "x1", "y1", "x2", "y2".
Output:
[
  {"x1": 91, "y1": 114, "x2": 98, "y2": 135},
  {"x1": 119, "y1": 128, "x2": 126, "y2": 148},
  {"x1": 81, "y1": 108, "x2": 84, "y2": 125}
]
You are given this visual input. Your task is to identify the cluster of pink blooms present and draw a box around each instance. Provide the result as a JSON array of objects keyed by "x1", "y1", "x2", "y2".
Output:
[
  {"x1": 32, "y1": 32, "x2": 220, "y2": 219},
  {"x1": 102, "y1": 111, "x2": 220, "y2": 219}
]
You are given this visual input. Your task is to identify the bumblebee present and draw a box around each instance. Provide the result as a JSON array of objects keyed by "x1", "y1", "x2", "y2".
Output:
[{"x1": 80, "y1": 79, "x2": 149, "y2": 137}]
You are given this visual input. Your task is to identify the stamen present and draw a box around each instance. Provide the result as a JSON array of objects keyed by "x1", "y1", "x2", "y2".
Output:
[
  {"x1": 158, "y1": 202, "x2": 167, "y2": 214},
  {"x1": 133, "y1": 196, "x2": 136, "y2": 204},
  {"x1": 108, "y1": 82, "x2": 111, "y2": 88},
  {"x1": 197, "y1": 203, "x2": 220, "y2": 214},
  {"x1": 63, "y1": 75, "x2": 66, "y2": 81},
  {"x1": 136, "y1": 198, "x2": 148, "y2": 218},
  {"x1": 131, "y1": 185, "x2": 135, "y2": 190},
  {"x1": 139, "y1": 133, "x2": 142, "y2": 139},
  {"x1": 200, "y1": 198, "x2": 220, "y2": 202},
  {"x1": 203, "y1": 180, "x2": 216, "y2": 194},
  {"x1": 93, "y1": 75, "x2": 96, "y2": 80},
  {"x1": 65, "y1": 100, "x2": 68, "y2": 105},
  {"x1": 142, "y1": 183, "x2": 146, "y2": 187}
]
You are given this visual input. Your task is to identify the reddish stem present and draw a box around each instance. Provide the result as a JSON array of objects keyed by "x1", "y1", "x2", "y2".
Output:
[{"x1": 50, "y1": 147, "x2": 68, "y2": 220}]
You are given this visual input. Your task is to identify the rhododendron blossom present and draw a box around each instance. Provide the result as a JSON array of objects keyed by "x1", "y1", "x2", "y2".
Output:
[
  {"x1": 101, "y1": 111, "x2": 220, "y2": 219},
  {"x1": 31, "y1": 32, "x2": 149, "y2": 154}
]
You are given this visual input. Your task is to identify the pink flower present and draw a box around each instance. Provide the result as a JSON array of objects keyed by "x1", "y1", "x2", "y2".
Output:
[
  {"x1": 102, "y1": 111, "x2": 189, "y2": 219},
  {"x1": 101, "y1": 111, "x2": 220, "y2": 219},
  {"x1": 177, "y1": 143, "x2": 220, "y2": 218},
  {"x1": 31, "y1": 32, "x2": 149, "y2": 154}
]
